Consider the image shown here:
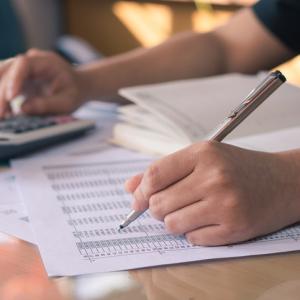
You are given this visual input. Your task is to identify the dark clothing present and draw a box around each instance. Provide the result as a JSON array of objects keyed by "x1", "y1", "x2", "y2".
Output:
[
  {"x1": 0, "y1": 1, "x2": 25, "y2": 59},
  {"x1": 253, "y1": 0, "x2": 300, "y2": 53}
]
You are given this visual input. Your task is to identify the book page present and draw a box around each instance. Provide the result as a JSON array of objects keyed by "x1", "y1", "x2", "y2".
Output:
[
  {"x1": 14, "y1": 148, "x2": 300, "y2": 277},
  {"x1": 119, "y1": 74, "x2": 300, "y2": 142},
  {"x1": 227, "y1": 126, "x2": 300, "y2": 152}
]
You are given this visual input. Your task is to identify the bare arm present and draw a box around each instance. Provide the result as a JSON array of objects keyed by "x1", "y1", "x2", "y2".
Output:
[
  {"x1": 0, "y1": 8, "x2": 294, "y2": 116},
  {"x1": 77, "y1": 8, "x2": 294, "y2": 100}
]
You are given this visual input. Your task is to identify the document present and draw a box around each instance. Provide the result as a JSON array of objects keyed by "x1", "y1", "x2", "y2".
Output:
[
  {"x1": 0, "y1": 101, "x2": 117, "y2": 243},
  {"x1": 14, "y1": 148, "x2": 300, "y2": 277},
  {"x1": 0, "y1": 171, "x2": 34, "y2": 242}
]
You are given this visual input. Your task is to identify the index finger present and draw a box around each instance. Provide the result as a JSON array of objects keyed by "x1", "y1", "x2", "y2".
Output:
[
  {"x1": 132, "y1": 146, "x2": 196, "y2": 211},
  {"x1": 4, "y1": 51, "x2": 62, "y2": 102},
  {"x1": 3, "y1": 55, "x2": 29, "y2": 101}
]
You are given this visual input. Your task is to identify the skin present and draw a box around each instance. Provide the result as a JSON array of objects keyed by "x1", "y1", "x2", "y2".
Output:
[
  {"x1": 0, "y1": 8, "x2": 299, "y2": 245},
  {"x1": 126, "y1": 142, "x2": 300, "y2": 246},
  {"x1": 0, "y1": 9, "x2": 293, "y2": 116}
]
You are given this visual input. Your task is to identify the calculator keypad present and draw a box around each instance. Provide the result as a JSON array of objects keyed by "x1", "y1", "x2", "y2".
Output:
[{"x1": 0, "y1": 116, "x2": 76, "y2": 134}]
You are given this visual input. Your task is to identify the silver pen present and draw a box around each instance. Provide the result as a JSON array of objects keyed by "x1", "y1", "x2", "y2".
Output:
[{"x1": 119, "y1": 70, "x2": 286, "y2": 230}]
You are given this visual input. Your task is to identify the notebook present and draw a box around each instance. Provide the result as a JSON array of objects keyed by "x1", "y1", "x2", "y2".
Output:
[{"x1": 112, "y1": 73, "x2": 300, "y2": 155}]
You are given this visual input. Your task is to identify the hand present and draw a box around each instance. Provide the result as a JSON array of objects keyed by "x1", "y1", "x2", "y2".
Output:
[
  {"x1": 126, "y1": 141, "x2": 300, "y2": 246},
  {"x1": 0, "y1": 49, "x2": 84, "y2": 117}
]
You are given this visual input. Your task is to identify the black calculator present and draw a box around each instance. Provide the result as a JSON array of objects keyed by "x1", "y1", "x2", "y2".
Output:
[{"x1": 0, "y1": 115, "x2": 95, "y2": 160}]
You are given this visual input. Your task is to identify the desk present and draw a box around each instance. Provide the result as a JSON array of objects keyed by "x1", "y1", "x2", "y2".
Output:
[{"x1": 0, "y1": 230, "x2": 300, "y2": 299}]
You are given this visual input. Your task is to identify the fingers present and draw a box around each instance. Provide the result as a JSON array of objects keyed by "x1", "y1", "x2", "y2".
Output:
[
  {"x1": 0, "y1": 50, "x2": 75, "y2": 117},
  {"x1": 15, "y1": 51, "x2": 63, "y2": 93},
  {"x1": 132, "y1": 147, "x2": 196, "y2": 211},
  {"x1": 185, "y1": 225, "x2": 233, "y2": 246},
  {"x1": 21, "y1": 93, "x2": 71, "y2": 115},
  {"x1": 4, "y1": 55, "x2": 29, "y2": 100},
  {"x1": 0, "y1": 55, "x2": 32, "y2": 117},
  {"x1": 0, "y1": 58, "x2": 14, "y2": 77},
  {"x1": 0, "y1": 77, "x2": 8, "y2": 117},
  {"x1": 164, "y1": 200, "x2": 217, "y2": 235},
  {"x1": 147, "y1": 173, "x2": 206, "y2": 221},
  {"x1": 125, "y1": 173, "x2": 143, "y2": 193}
]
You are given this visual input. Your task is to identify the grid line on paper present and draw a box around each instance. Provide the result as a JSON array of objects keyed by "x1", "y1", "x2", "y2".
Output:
[
  {"x1": 44, "y1": 160, "x2": 300, "y2": 262},
  {"x1": 60, "y1": 198, "x2": 94, "y2": 263},
  {"x1": 75, "y1": 234, "x2": 193, "y2": 258},
  {"x1": 43, "y1": 159, "x2": 152, "y2": 171}
]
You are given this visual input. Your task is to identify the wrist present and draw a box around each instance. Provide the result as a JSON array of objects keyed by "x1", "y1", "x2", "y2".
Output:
[
  {"x1": 276, "y1": 150, "x2": 300, "y2": 183},
  {"x1": 275, "y1": 150, "x2": 300, "y2": 218},
  {"x1": 74, "y1": 68, "x2": 96, "y2": 104}
]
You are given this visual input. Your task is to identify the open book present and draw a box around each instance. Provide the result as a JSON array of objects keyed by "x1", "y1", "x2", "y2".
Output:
[{"x1": 112, "y1": 74, "x2": 300, "y2": 155}]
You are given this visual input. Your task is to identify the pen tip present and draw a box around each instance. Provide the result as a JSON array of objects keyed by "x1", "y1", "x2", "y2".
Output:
[{"x1": 118, "y1": 225, "x2": 124, "y2": 232}]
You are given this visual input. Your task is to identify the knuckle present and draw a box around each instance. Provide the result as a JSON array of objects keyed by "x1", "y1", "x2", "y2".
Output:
[
  {"x1": 198, "y1": 141, "x2": 218, "y2": 154},
  {"x1": 149, "y1": 194, "x2": 164, "y2": 220},
  {"x1": 27, "y1": 48, "x2": 42, "y2": 56},
  {"x1": 164, "y1": 214, "x2": 180, "y2": 234},
  {"x1": 192, "y1": 141, "x2": 224, "y2": 166},
  {"x1": 185, "y1": 232, "x2": 200, "y2": 245},
  {"x1": 200, "y1": 140, "x2": 214, "y2": 150},
  {"x1": 144, "y1": 163, "x2": 160, "y2": 192},
  {"x1": 132, "y1": 193, "x2": 145, "y2": 211},
  {"x1": 212, "y1": 163, "x2": 234, "y2": 188}
]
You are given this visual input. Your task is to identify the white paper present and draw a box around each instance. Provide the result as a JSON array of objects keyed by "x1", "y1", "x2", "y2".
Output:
[
  {"x1": 120, "y1": 74, "x2": 300, "y2": 142},
  {"x1": 14, "y1": 148, "x2": 300, "y2": 277},
  {"x1": 0, "y1": 171, "x2": 34, "y2": 242},
  {"x1": 0, "y1": 101, "x2": 117, "y2": 243},
  {"x1": 227, "y1": 126, "x2": 300, "y2": 152}
]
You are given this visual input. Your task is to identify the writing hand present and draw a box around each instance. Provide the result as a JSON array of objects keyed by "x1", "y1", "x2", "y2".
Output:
[{"x1": 126, "y1": 142, "x2": 300, "y2": 245}]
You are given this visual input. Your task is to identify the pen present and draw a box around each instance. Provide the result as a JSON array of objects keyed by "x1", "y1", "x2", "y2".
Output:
[{"x1": 119, "y1": 70, "x2": 286, "y2": 230}]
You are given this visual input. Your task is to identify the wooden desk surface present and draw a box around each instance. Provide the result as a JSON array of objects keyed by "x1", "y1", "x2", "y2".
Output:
[{"x1": 0, "y1": 236, "x2": 299, "y2": 300}]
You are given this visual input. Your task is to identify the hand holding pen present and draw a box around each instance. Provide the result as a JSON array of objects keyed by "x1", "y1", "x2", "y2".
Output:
[{"x1": 121, "y1": 71, "x2": 300, "y2": 246}]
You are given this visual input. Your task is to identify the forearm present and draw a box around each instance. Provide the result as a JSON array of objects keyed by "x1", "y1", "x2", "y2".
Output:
[
  {"x1": 76, "y1": 30, "x2": 226, "y2": 101},
  {"x1": 75, "y1": 8, "x2": 293, "y2": 102}
]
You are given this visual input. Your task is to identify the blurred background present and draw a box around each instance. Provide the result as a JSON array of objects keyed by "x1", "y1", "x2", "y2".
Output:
[
  {"x1": 1, "y1": 0, "x2": 300, "y2": 84},
  {"x1": 1, "y1": 1, "x2": 300, "y2": 299}
]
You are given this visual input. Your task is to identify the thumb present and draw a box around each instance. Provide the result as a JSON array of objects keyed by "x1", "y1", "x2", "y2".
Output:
[{"x1": 125, "y1": 173, "x2": 143, "y2": 194}]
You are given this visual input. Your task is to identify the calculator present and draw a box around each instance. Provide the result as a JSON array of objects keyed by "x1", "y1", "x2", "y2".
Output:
[{"x1": 0, "y1": 115, "x2": 95, "y2": 160}]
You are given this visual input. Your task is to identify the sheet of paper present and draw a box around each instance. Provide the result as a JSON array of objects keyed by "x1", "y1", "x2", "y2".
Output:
[
  {"x1": 14, "y1": 148, "x2": 300, "y2": 277},
  {"x1": 0, "y1": 101, "x2": 117, "y2": 243},
  {"x1": 0, "y1": 171, "x2": 34, "y2": 242}
]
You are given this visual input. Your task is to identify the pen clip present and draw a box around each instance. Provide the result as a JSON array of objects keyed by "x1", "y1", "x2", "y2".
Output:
[
  {"x1": 227, "y1": 71, "x2": 285, "y2": 119},
  {"x1": 227, "y1": 98, "x2": 252, "y2": 118}
]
